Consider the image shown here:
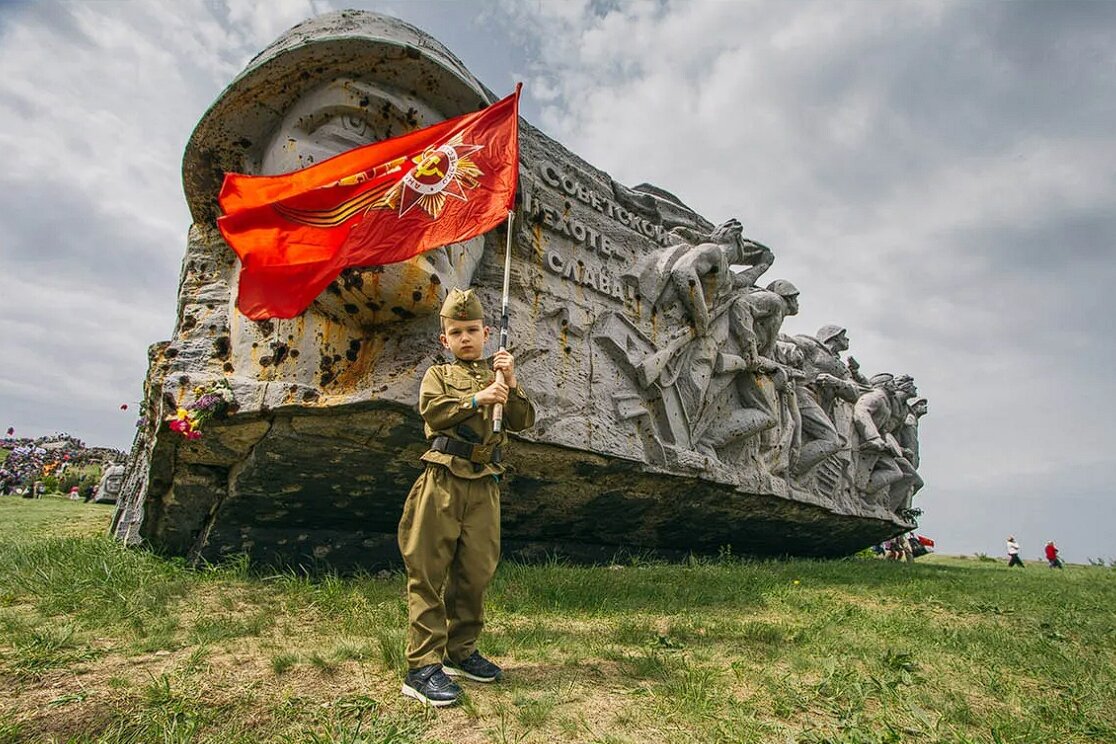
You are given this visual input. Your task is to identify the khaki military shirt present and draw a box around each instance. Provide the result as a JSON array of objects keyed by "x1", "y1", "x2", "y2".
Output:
[{"x1": 418, "y1": 357, "x2": 535, "y2": 479}]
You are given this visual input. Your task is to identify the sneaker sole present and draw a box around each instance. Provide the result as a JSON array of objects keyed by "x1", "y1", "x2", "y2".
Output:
[
  {"x1": 442, "y1": 665, "x2": 500, "y2": 683},
  {"x1": 401, "y1": 683, "x2": 459, "y2": 707}
]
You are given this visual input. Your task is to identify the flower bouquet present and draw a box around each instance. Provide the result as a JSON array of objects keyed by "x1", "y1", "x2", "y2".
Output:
[{"x1": 167, "y1": 379, "x2": 237, "y2": 441}]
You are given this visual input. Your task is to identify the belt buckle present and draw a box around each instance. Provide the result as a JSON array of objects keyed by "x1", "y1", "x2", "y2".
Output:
[{"x1": 470, "y1": 444, "x2": 493, "y2": 464}]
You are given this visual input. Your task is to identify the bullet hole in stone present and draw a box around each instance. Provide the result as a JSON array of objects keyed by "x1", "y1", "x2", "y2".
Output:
[
  {"x1": 223, "y1": 362, "x2": 234, "y2": 373},
  {"x1": 688, "y1": 279, "x2": 696, "y2": 287},
  {"x1": 320, "y1": 371, "x2": 336, "y2": 386},
  {"x1": 206, "y1": 302, "x2": 215, "y2": 310},
  {"x1": 180, "y1": 315, "x2": 197, "y2": 331},
  {"x1": 208, "y1": 324, "x2": 217, "y2": 331},
  {"x1": 290, "y1": 349, "x2": 300, "y2": 359},
  {"x1": 332, "y1": 354, "x2": 341, "y2": 363},
  {"x1": 365, "y1": 301, "x2": 382, "y2": 311},
  {"x1": 405, "y1": 106, "x2": 419, "y2": 125},
  {"x1": 411, "y1": 290, "x2": 423, "y2": 302},
  {"x1": 326, "y1": 284, "x2": 342, "y2": 296},
  {"x1": 359, "y1": 96, "x2": 369, "y2": 107},
  {"x1": 560, "y1": 319, "x2": 568, "y2": 327},
  {"x1": 237, "y1": 138, "x2": 252, "y2": 148},
  {"x1": 709, "y1": 265, "x2": 718, "y2": 274},
  {"x1": 340, "y1": 269, "x2": 364, "y2": 290},
  {"x1": 343, "y1": 303, "x2": 359, "y2": 315},
  {"x1": 429, "y1": 273, "x2": 441, "y2": 285},
  {"x1": 165, "y1": 347, "x2": 178, "y2": 358},
  {"x1": 564, "y1": 346, "x2": 572, "y2": 354},
  {"x1": 288, "y1": 335, "x2": 294, "y2": 341},
  {"x1": 379, "y1": 385, "x2": 389, "y2": 392},
  {"x1": 272, "y1": 343, "x2": 289, "y2": 365},
  {"x1": 345, "y1": 348, "x2": 359, "y2": 362},
  {"x1": 178, "y1": 375, "x2": 190, "y2": 386},
  {"x1": 390, "y1": 306, "x2": 415, "y2": 319},
  {"x1": 257, "y1": 320, "x2": 274, "y2": 336},
  {"x1": 214, "y1": 336, "x2": 231, "y2": 360},
  {"x1": 302, "y1": 390, "x2": 320, "y2": 402},
  {"x1": 259, "y1": 357, "x2": 272, "y2": 367},
  {"x1": 577, "y1": 260, "x2": 584, "y2": 267}
]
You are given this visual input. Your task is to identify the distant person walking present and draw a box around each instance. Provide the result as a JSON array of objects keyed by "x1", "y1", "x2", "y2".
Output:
[
  {"x1": 1045, "y1": 541, "x2": 1064, "y2": 569},
  {"x1": 1006, "y1": 536, "x2": 1024, "y2": 568}
]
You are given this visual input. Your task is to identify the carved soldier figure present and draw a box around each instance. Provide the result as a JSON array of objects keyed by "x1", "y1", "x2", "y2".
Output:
[
  {"x1": 899, "y1": 396, "x2": 928, "y2": 469},
  {"x1": 852, "y1": 373, "x2": 921, "y2": 510},
  {"x1": 693, "y1": 280, "x2": 801, "y2": 461},
  {"x1": 669, "y1": 220, "x2": 773, "y2": 334},
  {"x1": 790, "y1": 325, "x2": 864, "y2": 475},
  {"x1": 626, "y1": 219, "x2": 773, "y2": 335}
]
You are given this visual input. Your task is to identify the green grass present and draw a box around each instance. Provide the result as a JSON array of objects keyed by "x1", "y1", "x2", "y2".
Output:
[{"x1": 1, "y1": 499, "x2": 1114, "y2": 743}]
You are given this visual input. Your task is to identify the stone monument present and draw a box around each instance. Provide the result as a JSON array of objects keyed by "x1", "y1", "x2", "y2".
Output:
[{"x1": 111, "y1": 10, "x2": 928, "y2": 568}]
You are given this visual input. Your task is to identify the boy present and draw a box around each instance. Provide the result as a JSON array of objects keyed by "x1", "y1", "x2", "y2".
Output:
[{"x1": 398, "y1": 287, "x2": 535, "y2": 707}]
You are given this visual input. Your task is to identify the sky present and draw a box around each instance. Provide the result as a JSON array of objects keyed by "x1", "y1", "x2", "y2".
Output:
[{"x1": 1, "y1": 0, "x2": 1113, "y2": 563}]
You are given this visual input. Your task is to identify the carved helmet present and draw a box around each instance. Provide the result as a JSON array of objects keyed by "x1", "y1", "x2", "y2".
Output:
[
  {"x1": 182, "y1": 10, "x2": 492, "y2": 224},
  {"x1": 816, "y1": 325, "x2": 847, "y2": 344},
  {"x1": 870, "y1": 373, "x2": 895, "y2": 388},
  {"x1": 766, "y1": 279, "x2": 800, "y2": 298}
]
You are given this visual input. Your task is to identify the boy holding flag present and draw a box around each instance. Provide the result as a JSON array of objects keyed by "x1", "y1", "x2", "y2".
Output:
[{"x1": 398, "y1": 287, "x2": 534, "y2": 707}]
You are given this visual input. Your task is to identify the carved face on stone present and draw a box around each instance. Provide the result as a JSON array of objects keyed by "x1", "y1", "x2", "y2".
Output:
[
  {"x1": 783, "y1": 293, "x2": 800, "y2": 316},
  {"x1": 911, "y1": 398, "x2": 928, "y2": 417},
  {"x1": 895, "y1": 375, "x2": 917, "y2": 397},
  {"x1": 256, "y1": 78, "x2": 483, "y2": 326}
]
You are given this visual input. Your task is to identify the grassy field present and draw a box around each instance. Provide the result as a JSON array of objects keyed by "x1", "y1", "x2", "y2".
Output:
[{"x1": 1, "y1": 498, "x2": 1113, "y2": 743}]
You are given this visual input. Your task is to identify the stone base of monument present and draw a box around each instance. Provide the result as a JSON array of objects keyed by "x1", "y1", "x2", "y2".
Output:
[{"x1": 122, "y1": 403, "x2": 907, "y2": 571}]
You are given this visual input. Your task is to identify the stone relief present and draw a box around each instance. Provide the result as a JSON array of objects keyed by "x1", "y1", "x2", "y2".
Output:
[{"x1": 112, "y1": 9, "x2": 928, "y2": 567}]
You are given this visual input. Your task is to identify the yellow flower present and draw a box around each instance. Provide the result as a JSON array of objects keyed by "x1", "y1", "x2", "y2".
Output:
[{"x1": 176, "y1": 408, "x2": 190, "y2": 420}]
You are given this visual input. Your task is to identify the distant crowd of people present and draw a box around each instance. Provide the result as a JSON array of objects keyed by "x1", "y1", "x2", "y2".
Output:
[{"x1": 0, "y1": 434, "x2": 124, "y2": 498}]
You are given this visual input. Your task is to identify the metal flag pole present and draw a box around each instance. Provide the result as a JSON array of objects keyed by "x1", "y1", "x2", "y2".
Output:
[{"x1": 492, "y1": 209, "x2": 514, "y2": 433}]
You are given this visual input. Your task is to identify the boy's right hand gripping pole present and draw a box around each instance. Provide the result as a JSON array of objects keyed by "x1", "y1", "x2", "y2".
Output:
[{"x1": 492, "y1": 209, "x2": 514, "y2": 433}]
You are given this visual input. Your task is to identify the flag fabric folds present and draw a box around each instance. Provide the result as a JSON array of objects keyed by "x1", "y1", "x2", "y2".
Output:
[{"x1": 217, "y1": 86, "x2": 521, "y2": 320}]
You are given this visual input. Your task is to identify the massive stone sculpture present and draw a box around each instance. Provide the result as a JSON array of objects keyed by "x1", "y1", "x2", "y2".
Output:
[{"x1": 112, "y1": 10, "x2": 928, "y2": 567}]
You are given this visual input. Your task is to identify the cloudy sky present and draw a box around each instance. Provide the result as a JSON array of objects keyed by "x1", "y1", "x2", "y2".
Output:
[{"x1": 1, "y1": 0, "x2": 1113, "y2": 562}]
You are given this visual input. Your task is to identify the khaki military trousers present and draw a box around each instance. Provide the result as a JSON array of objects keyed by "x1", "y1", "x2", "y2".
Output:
[{"x1": 398, "y1": 465, "x2": 500, "y2": 669}]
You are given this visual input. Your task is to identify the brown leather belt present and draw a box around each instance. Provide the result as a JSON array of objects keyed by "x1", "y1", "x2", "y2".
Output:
[{"x1": 430, "y1": 436, "x2": 503, "y2": 465}]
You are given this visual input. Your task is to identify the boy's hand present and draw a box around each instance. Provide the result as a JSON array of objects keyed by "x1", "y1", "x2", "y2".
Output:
[
  {"x1": 475, "y1": 380, "x2": 509, "y2": 407},
  {"x1": 492, "y1": 350, "x2": 517, "y2": 388}
]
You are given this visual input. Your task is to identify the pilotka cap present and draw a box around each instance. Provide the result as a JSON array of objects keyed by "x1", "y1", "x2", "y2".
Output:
[{"x1": 440, "y1": 288, "x2": 484, "y2": 321}]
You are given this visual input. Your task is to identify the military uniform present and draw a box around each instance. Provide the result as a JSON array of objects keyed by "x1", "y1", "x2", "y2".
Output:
[{"x1": 398, "y1": 289, "x2": 535, "y2": 670}]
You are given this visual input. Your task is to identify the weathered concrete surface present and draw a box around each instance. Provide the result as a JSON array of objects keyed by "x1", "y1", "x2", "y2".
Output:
[{"x1": 112, "y1": 10, "x2": 924, "y2": 569}]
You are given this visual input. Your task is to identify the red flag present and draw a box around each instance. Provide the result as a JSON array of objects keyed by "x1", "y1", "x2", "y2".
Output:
[{"x1": 218, "y1": 86, "x2": 521, "y2": 320}]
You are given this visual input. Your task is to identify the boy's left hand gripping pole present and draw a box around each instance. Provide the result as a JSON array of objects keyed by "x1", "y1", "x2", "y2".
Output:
[{"x1": 492, "y1": 209, "x2": 514, "y2": 433}]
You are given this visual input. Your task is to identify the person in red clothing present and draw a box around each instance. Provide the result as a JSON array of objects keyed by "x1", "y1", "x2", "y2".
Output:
[{"x1": 1044, "y1": 541, "x2": 1064, "y2": 569}]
